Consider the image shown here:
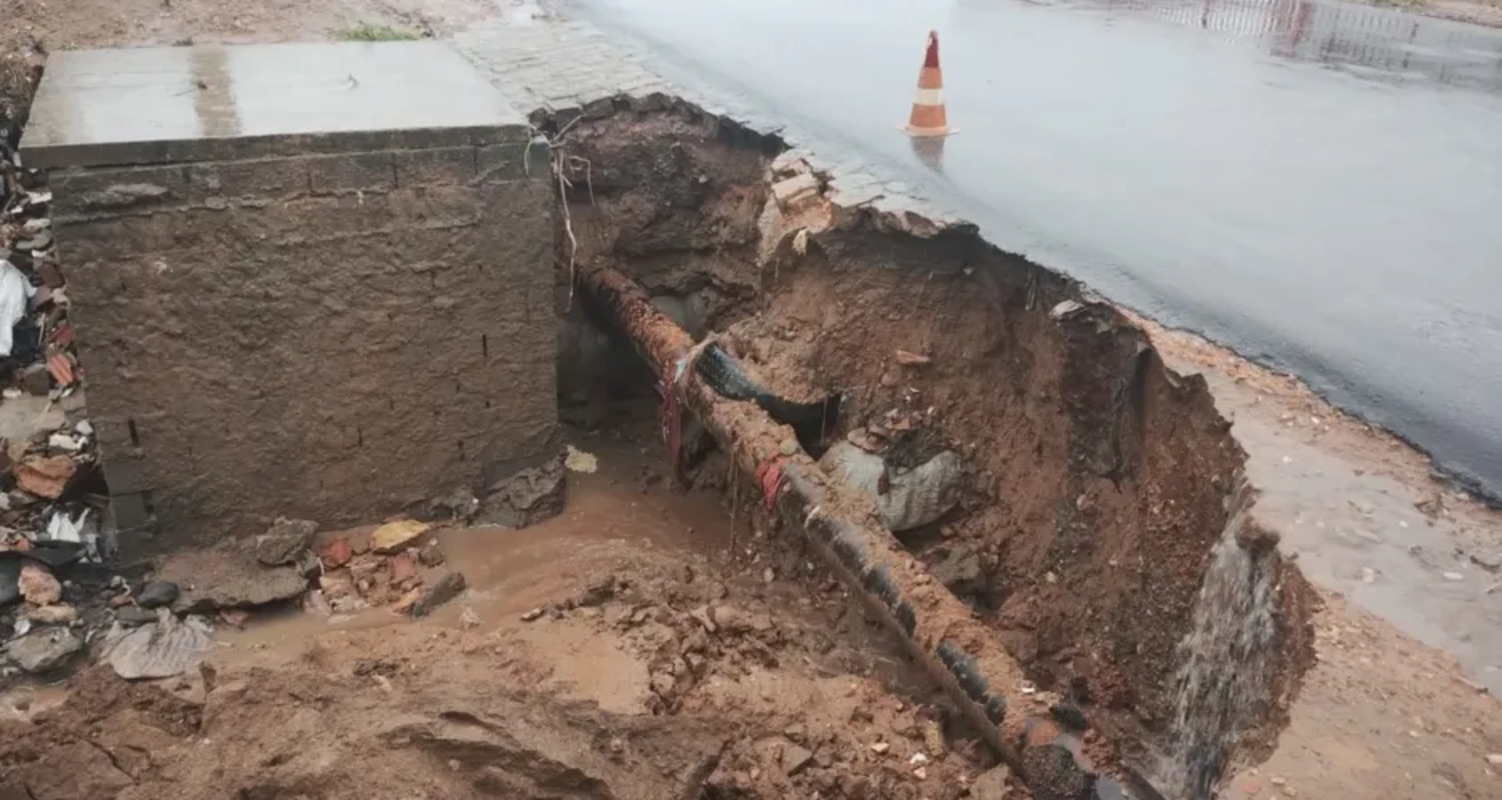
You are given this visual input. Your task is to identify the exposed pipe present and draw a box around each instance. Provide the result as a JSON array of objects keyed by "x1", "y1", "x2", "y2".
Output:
[{"x1": 580, "y1": 260, "x2": 1159, "y2": 800}]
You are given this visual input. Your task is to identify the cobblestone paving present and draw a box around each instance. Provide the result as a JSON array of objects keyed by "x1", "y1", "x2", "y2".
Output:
[{"x1": 453, "y1": 10, "x2": 964, "y2": 229}]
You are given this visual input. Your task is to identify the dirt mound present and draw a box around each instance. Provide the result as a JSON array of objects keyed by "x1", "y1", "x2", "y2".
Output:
[{"x1": 555, "y1": 108, "x2": 1313, "y2": 786}]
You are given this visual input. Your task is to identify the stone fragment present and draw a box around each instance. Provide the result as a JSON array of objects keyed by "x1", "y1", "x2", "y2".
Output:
[
  {"x1": 19, "y1": 363, "x2": 51, "y2": 395},
  {"x1": 18, "y1": 564, "x2": 61, "y2": 605},
  {"x1": 15, "y1": 455, "x2": 77, "y2": 499},
  {"x1": 29, "y1": 604, "x2": 77, "y2": 624},
  {"x1": 771, "y1": 172, "x2": 819, "y2": 212},
  {"x1": 319, "y1": 537, "x2": 354, "y2": 569},
  {"x1": 417, "y1": 541, "x2": 446, "y2": 567},
  {"x1": 970, "y1": 765, "x2": 1012, "y2": 799},
  {"x1": 476, "y1": 457, "x2": 566, "y2": 529},
  {"x1": 7, "y1": 628, "x2": 83, "y2": 673},
  {"x1": 371, "y1": 520, "x2": 430, "y2": 554},
  {"x1": 137, "y1": 581, "x2": 179, "y2": 609},
  {"x1": 389, "y1": 551, "x2": 418, "y2": 585},
  {"x1": 409, "y1": 572, "x2": 466, "y2": 617},
  {"x1": 255, "y1": 518, "x2": 318, "y2": 565},
  {"x1": 115, "y1": 606, "x2": 159, "y2": 627},
  {"x1": 156, "y1": 551, "x2": 307, "y2": 612},
  {"x1": 781, "y1": 744, "x2": 814, "y2": 776},
  {"x1": 320, "y1": 571, "x2": 355, "y2": 600}
]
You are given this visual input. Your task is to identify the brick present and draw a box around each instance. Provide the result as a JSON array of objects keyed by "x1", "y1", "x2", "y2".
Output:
[
  {"x1": 50, "y1": 164, "x2": 189, "y2": 216},
  {"x1": 306, "y1": 151, "x2": 395, "y2": 194},
  {"x1": 394, "y1": 147, "x2": 477, "y2": 188}
]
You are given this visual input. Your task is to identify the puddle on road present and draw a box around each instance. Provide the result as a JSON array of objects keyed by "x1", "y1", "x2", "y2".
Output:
[
  {"x1": 1198, "y1": 369, "x2": 1502, "y2": 694},
  {"x1": 1065, "y1": 0, "x2": 1502, "y2": 94}
]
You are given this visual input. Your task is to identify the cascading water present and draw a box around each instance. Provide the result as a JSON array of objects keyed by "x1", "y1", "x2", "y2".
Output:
[{"x1": 1159, "y1": 478, "x2": 1283, "y2": 799}]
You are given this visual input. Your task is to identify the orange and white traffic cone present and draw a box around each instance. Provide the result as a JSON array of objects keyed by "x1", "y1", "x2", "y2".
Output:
[{"x1": 902, "y1": 30, "x2": 954, "y2": 137}]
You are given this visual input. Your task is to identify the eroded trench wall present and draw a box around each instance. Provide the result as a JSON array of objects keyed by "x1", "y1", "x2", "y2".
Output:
[
  {"x1": 56, "y1": 141, "x2": 557, "y2": 554},
  {"x1": 551, "y1": 107, "x2": 1312, "y2": 777}
]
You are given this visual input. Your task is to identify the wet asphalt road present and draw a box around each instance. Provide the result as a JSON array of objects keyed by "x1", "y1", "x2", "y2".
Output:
[{"x1": 567, "y1": 0, "x2": 1502, "y2": 499}]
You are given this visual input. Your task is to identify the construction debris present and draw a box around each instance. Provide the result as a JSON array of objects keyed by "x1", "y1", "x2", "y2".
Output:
[{"x1": 103, "y1": 609, "x2": 215, "y2": 680}]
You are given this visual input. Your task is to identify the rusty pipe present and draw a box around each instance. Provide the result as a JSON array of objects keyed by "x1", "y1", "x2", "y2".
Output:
[{"x1": 580, "y1": 260, "x2": 1158, "y2": 800}]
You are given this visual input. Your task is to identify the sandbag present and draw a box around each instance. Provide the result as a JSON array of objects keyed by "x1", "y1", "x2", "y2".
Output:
[{"x1": 819, "y1": 442, "x2": 962, "y2": 532}]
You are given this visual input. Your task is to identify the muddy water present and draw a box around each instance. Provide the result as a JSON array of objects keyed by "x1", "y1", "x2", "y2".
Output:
[
  {"x1": 218, "y1": 434, "x2": 735, "y2": 654},
  {"x1": 1159, "y1": 482, "x2": 1282, "y2": 799},
  {"x1": 569, "y1": 0, "x2": 1502, "y2": 500}
]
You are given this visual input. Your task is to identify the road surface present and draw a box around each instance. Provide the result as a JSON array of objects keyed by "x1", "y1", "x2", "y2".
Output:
[{"x1": 567, "y1": 0, "x2": 1502, "y2": 500}]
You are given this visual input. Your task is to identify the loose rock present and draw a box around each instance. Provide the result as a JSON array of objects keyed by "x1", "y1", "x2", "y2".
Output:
[
  {"x1": 782, "y1": 744, "x2": 814, "y2": 776},
  {"x1": 14, "y1": 454, "x2": 76, "y2": 499},
  {"x1": 255, "y1": 518, "x2": 318, "y2": 565},
  {"x1": 970, "y1": 765, "x2": 1012, "y2": 799},
  {"x1": 389, "y1": 551, "x2": 418, "y2": 585},
  {"x1": 114, "y1": 606, "x2": 159, "y2": 627},
  {"x1": 18, "y1": 563, "x2": 61, "y2": 605},
  {"x1": 476, "y1": 456, "x2": 566, "y2": 529},
  {"x1": 409, "y1": 572, "x2": 466, "y2": 617},
  {"x1": 417, "y1": 541, "x2": 446, "y2": 567},
  {"x1": 371, "y1": 519, "x2": 431, "y2": 555},
  {"x1": 7, "y1": 627, "x2": 82, "y2": 673},
  {"x1": 319, "y1": 537, "x2": 354, "y2": 569},
  {"x1": 28, "y1": 603, "x2": 76, "y2": 624},
  {"x1": 137, "y1": 580, "x2": 180, "y2": 609}
]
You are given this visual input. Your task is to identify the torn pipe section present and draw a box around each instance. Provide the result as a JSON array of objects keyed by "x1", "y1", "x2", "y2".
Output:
[{"x1": 580, "y1": 260, "x2": 1162, "y2": 800}]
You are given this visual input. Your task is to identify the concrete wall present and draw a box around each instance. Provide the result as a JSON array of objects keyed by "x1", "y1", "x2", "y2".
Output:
[{"x1": 53, "y1": 141, "x2": 557, "y2": 553}]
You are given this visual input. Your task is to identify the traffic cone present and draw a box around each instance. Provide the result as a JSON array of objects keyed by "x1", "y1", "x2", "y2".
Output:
[{"x1": 902, "y1": 30, "x2": 954, "y2": 137}]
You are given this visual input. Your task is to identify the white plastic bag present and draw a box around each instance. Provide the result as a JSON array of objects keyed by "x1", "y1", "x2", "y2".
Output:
[{"x1": 0, "y1": 260, "x2": 36, "y2": 356}]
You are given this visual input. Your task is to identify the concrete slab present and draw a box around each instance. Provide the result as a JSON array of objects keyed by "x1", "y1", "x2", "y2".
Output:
[{"x1": 21, "y1": 41, "x2": 531, "y2": 169}]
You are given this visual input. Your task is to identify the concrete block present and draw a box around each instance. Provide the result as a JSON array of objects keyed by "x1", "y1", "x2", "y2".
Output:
[
  {"x1": 395, "y1": 147, "x2": 477, "y2": 188},
  {"x1": 306, "y1": 151, "x2": 396, "y2": 194},
  {"x1": 189, "y1": 158, "x2": 309, "y2": 200},
  {"x1": 477, "y1": 141, "x2": 548, "y2": 182}
]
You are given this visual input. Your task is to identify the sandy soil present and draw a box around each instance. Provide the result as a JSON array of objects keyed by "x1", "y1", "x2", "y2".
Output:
[
  {"x1": 0, "y1": 427, "x2": 1014, "y2": 799},
  {"x1": 1, "y1": 1, "x2": 1500, "y2": 798}
]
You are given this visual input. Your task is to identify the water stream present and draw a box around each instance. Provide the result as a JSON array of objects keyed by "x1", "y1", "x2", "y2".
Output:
[{"x1": 1159, "y1": 479, "x2": 1282, "y2": 799}]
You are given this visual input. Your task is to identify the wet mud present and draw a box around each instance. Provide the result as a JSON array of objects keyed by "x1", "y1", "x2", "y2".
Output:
[{"x1": 553, "y1": 109, "x2": 1316, "y2": 793}]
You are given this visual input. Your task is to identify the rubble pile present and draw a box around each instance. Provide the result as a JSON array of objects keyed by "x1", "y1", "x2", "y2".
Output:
[
  {"x1": 0, "y1": 138, "x2": 77, "y2": 399},
  {"x1": 522, "y1": 572, "x2": 1019, "y2": 800},
  {"x1": 307, "y1": 519, "x2": 465, "y2": 619}
]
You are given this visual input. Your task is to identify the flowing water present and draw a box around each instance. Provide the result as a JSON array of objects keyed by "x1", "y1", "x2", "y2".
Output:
[{"x1": 1159, "y1": 480, "x2": 1282, "y2": 799}]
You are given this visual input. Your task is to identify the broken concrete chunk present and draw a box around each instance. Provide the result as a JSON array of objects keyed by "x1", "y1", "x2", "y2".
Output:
[
  {"x1": 771, "y1": 172, "x2": 820, "y2": 212},
  {"x1": 255, "y1": 517, "x2": 318, "y2": 565},
  {"x1": 7, "y1": 627, "x2": 83, "y2": 673},
  {"x1": 476, "y1": 457, "x2": 566, "y2": 529},
  {"x1": 158, "y1": 551, "x2": 307, "y2": 613},
  {"x1": 14, "y1": 454, "x2": 77, "y2": 499},
  {"x1": 371, "y1": 519, "x2": 431, "y2": 555},
  {"x1": 105, "y1": 610, "x2": 214, "y2": 680},
  {"x1": 409, "y1": 572, "x2": 466, "y2": 618},
  {"x1": 1048, "y1": 299, "x2": 1085, "y2": 321},
  {"x1": 18, "y1": 564, "x2": 61, "y2": 605},
  {"x1": 137, "y1": 580, "x2": 180, "y2": 609}
]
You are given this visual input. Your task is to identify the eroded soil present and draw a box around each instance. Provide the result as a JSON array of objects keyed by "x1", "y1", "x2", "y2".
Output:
[{"x1": 0, "y1": 426, "x2": 1015, "y2": 800}]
